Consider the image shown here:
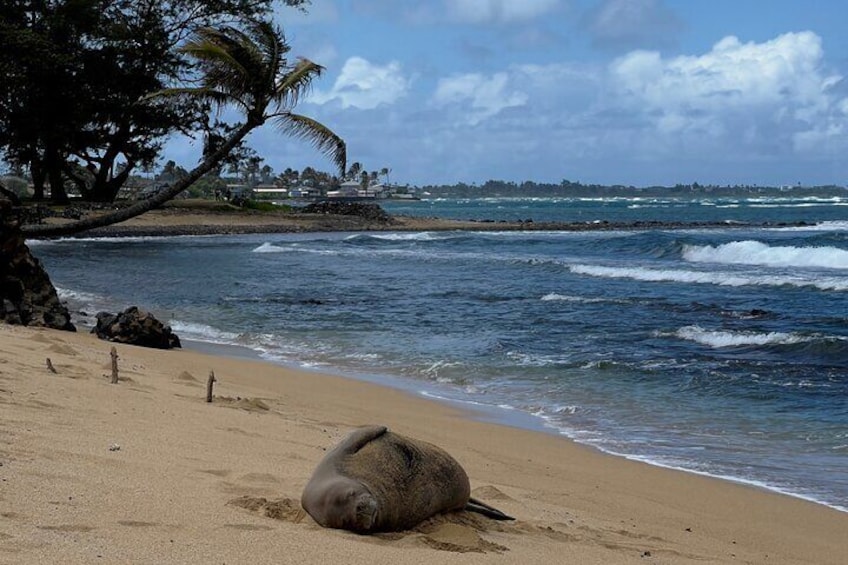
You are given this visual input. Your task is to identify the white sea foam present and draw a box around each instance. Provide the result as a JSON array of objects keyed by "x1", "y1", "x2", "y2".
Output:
[
  {"x1": 167, "y1": 320, "x2": 240, "y2": 343},
  {"x1": 58, "y1": 235, "x2": 182, "y2": 243},
  {"x1": 56, "y1": 287, "x2": 104, "y2": 305},
  {"x1": 252, "y1": 242, "x2": 289, "y2": 253},
  {"x1": 773, "y1": 220, "x2": 848, "y2": 232},
  {"x1": 358, "y1": 232, "x2": 456, "y2": 241},
  {"x1": 673, "y1": 326, "x2": 811, "y2": 348},
  {"x1": 505, "y1": 350, "x2": 571, "y2": 367},
  {"x1": 23, "y1": 238, "x2": 54, "y2": 246},
  {"x1": 252, "y1": 242, "x2": 343, "y2": 256},
  {"x1": 683, "y1": 241, "x2": 848, "y2": 269},
  {"x1": 421, "y1": 360, "x2": 465, "y2": 379},
  {"x1": 568, "y1": 264, "x2": 848, "y2": 291},
  {"x1": 55, "y1": 287, "x2": 119, "y2": 324},
  {"x1": 28, "y1": 235, "x2": 181, "y2": 246},
  {"x1": 750, "y1": 203, "x2": 837, "y2": 208},
  {"x1": 540, "y1": 293, "x2": 624, "y2": 304}
]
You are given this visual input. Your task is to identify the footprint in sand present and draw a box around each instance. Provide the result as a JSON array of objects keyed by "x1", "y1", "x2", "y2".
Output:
[
  {"x1": 174, "y1": 371, "x2": 202, "y2": 387},
  {"x1": 221, "y1": 523, "x2": 274, "y2": 531},
  {"x1": 215, "y1": 397, "x2": 271, "y2": 412},
  {"x1": 218, "y1": 427, "x2": 262, "y2": 438},
  {"x1": 415, "y1": 522, "x2": 509, "y2": 554},
  {"x1": 472, "y1": 485, "x2": 514, "y2": 501},
  {"x1": 117, "y1": 520, "x2": 159, "y2": 528},
  {"x1": 27, "y1": 333, "x2": 53, "y2": 344},
  {"x1": 38, "y1": 524, "x2": 95, "y2": 533},
  {"x1": 228, "y1": 496, "x2": 308, "y2": 524},
  {"x1": 238, "y1": 473, "x2": 281, "y2": 484},
  {"x1": 47, "y1": 343, "x2": 78, "y2": 356},
  {"x1": 198, "y1": 469, "x2": 231, "y2": 478}
]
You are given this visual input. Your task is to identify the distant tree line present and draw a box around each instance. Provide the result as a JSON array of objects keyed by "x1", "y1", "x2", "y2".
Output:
[{"x1": 419, "y1": 179, "x2": 848, "y2": 199}]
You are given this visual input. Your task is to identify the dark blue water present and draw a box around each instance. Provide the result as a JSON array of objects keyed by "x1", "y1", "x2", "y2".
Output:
[{"x1": 30, "y1": 196, "x2": 848, "y2": 511}]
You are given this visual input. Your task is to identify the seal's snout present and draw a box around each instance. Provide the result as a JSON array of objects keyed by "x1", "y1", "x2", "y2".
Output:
[{"x1": 354, "y1": 493, "x2": 378, "y2": 531}]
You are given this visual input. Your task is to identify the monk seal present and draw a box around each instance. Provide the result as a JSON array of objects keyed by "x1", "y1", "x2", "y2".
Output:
[{"x1": 301, "y1": 425, "x2": 513, "y2": 533}]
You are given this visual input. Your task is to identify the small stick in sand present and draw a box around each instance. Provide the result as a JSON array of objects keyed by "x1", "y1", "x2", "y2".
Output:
[
  {"x1": 110, "y1": 347, "x2": 119, "y2": 384},
  {"x1": 206, "y1": 370, "x2": 216, "y2": 403},
  {"x1": 46, "y1": 358, "x2": 57, "y2": 374}
]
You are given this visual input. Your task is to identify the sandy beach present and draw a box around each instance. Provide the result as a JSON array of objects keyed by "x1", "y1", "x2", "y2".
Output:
[{"x1": 1, "y1": 323, "x2": 846, "y2": 564}]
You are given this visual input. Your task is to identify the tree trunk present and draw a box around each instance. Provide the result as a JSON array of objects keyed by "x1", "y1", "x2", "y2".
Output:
[
  {"x1": 22, "y1": 119, "x2": 259, "y2": 238},
  {"x1": 31, "y1": 160, "x2": 46, "y2": 201},
  {"x1": 44, "y1": 148, "x2": 69, "y2": 204}
]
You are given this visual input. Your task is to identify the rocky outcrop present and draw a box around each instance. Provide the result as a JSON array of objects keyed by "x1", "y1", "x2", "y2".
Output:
[
  {"x1": 0, "y1": 197, "x2": 75, "y2": 331},
  {"x1": 302, "y1": 201, "x2": 393, "y2": 223},
  {"x1": 92, "y1": 307, "x2": 181, "y2": 349}
]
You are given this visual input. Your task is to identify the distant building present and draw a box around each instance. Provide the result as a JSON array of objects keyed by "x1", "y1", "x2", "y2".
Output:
[{"x1": 326, "y1": 180, "x2": 390, "y2": 199}]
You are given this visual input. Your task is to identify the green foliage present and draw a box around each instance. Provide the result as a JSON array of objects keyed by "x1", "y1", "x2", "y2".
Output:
[
  {"x1": 185, "y1": 174, "x2": 227, "y2": 198},
  {"x1": 0, "y1": 0, "x2": 311, "y2": 203},
  {"x1": 242, "y1": 200, "x2": 292, "y2": 212}
]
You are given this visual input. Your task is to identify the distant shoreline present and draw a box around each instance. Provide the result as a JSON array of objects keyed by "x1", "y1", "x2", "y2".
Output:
[{"x1": 38, "y1": 205, "x2": 821, "y2": 239}]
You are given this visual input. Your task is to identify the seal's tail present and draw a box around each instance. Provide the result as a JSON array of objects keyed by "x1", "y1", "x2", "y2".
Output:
[{"x1": 465, "y1": 497, "x2": 515, "y2": 521}]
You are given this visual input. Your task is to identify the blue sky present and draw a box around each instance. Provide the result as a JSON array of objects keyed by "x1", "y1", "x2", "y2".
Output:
[{"x1": 169, "y1": 0, "x2": 848, "y2": 187}]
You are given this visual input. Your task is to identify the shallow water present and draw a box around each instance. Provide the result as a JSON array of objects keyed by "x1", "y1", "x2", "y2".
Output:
[{"x1": 32, "y1": 196, "x2": 848, "y2": 511}]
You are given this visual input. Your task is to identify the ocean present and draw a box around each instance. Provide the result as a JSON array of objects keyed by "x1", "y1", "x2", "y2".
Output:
[{"x1": 29, "y1": 195, "x2": 848, "y2": 512}]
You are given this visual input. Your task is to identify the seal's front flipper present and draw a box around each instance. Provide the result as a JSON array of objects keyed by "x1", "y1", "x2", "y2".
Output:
[
  {"x1": 338, "y1": 425, "x2": 388, "y2": 455},
  {"x1": 465, "y1": 497, "x2": 515, "y2": 521}
]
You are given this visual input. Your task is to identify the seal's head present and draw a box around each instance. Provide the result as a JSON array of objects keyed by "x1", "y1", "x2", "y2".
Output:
[{"x1": 311, "y1": 479, "x2": 379, "y2": 532}]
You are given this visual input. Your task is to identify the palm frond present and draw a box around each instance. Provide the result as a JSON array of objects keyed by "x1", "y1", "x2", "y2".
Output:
[
  {"x1": 273, "y1": 112, "x2": 347, "y2": 175},
  {"x1": 181, "y1": 34, "x2": 249, "y2": 81},
  {"x1": 249, "y1": 20, "x2": 289, "y2": 96},
  {"x1": 180, "y1": 27, "x2": 263, "y2": 105},
  {"x1": 145, "y1": 87, "x2": 246, "y2": 114},
  {"x1": 273, "y1": 58, "x2": 324, "y2": 110}
]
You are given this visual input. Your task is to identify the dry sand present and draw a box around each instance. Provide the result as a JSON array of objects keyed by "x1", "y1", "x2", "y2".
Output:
[{"x1": 1, "y1": 325, "x2": 846, "y2": 564}]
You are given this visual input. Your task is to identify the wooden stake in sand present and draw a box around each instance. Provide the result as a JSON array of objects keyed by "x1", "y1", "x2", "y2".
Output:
[
  {"x1": 45, "y1": 358, "x2": 57, "y2": 374},
  {"x1": 110, "y1": 347, "x2": 119, "y2": 384},
  {"x1": 206, "y1": 370, "x2": 216, "y2": 403}
]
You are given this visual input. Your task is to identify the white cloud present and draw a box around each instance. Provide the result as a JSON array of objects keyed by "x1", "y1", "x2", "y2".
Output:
[
  {"x1": 608, "y1": 31, "x2": 846, "y2": 154},
  {"x1": 309, "y1": 57, "x2": 410, "y2": 110},
  {"x1": 446, "y1": 0, "x2": 561, "y2": 24},
  {"x1": 432, "y1": 72, "x2": 528, "y2": 124}
]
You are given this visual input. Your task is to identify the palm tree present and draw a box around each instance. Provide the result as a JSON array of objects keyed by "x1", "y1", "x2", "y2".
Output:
[
  {"x1": 23, "y1": 21, "x2": 346, "y2": 237},
  {"x1": 346, "y1": 161, "x2": 362, "y2": 182}
]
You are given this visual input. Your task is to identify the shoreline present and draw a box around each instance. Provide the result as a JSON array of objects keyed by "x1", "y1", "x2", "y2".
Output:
[
  {"x1": 26, "y1": 202, "x2": 821, "y2": 239},
  {"x1": 1, "y1": 324, "x2": 845, "y2": 563},
  {"x1": 183, "y1": 333, "x2": 846, "y2": 515}
]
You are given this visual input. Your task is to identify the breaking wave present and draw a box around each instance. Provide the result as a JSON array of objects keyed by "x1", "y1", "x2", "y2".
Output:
[
  {"x1": 568, "y1": 264, "x2": 848, "y2": 291},
  {"x1": 673, "y1": 326, "x2": 812, "y2": 348},
  {"x1": 683, "y1": 241, "x2": 848, "y2": 269}
]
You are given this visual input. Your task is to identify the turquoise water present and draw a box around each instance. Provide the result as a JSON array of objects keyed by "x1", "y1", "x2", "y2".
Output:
[{"x1": 31, "y1": 195, "x2": 848, "y2": 511}]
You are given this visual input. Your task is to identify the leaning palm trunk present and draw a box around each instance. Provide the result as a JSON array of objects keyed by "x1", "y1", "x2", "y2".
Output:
[
  {"x1": 21, "y1": 120, "x2": 257, "y2": 238},
  {"x1": 21, "y1": 21, "x2": 344, "y2": 239}
]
